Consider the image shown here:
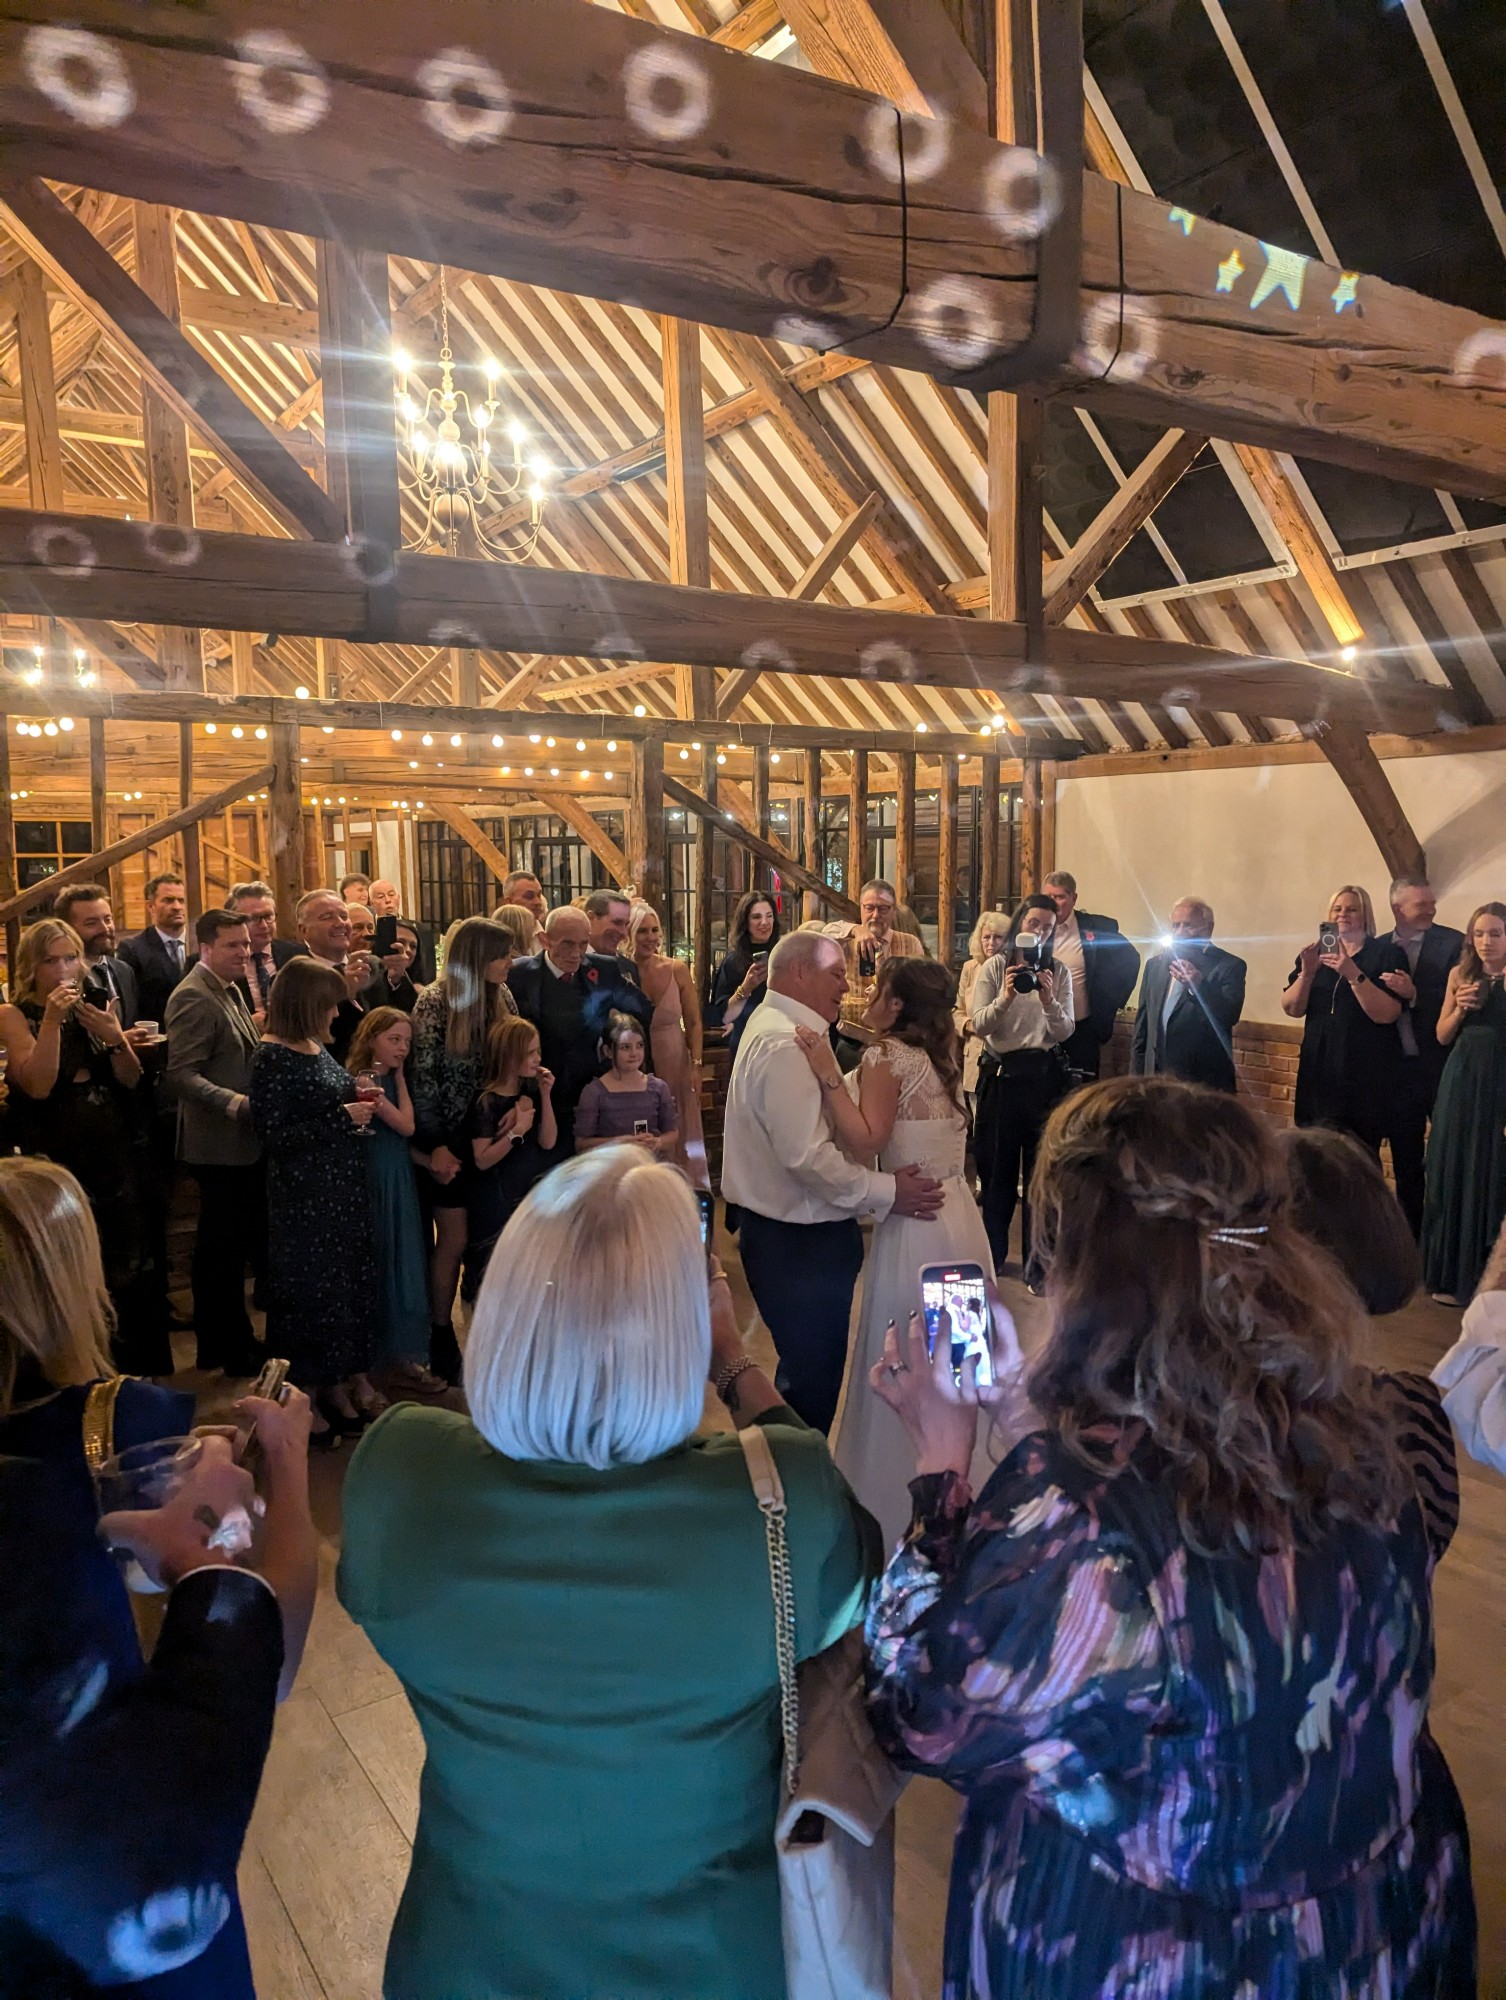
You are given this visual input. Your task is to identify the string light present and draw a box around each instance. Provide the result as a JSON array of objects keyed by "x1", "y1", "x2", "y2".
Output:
[{"x1": 295, "y1": 685, "x2": 310, "y2": 699}]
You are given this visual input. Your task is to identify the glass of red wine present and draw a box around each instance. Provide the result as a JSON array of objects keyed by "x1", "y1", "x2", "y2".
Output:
[{"x1": 353, "y1": 1068, "x2": 382, "y2": 1135}]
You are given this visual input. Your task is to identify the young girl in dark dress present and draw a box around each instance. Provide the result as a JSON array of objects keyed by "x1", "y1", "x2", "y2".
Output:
[
  {"x1": 1282, "y1": 884, "x2": 1408, "y2": 1155},
  {"x1": 465, "y1": 1017, "x2": 557, "y2": 1295},
  {"x1": 251, "y1": 958, "x2": 378, "y2": 1444}
]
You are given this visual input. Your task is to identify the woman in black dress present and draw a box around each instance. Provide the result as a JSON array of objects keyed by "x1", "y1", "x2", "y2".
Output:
[
  {"x1": 705, "y1": 891, "x2": 780, "y2": 1058},
  {"x1": 250, "y1": 957, "x2": 378, "y2": 1442},
  {"x1": 1282, "y1": 884, "x2": 1409, "y2": 1155},
  {"x1": 1423, "y1": 901, "x2": 1506, "y2": 1302},
  {"x1": 0, "y1": 917, "x2": 164, "y2": 1374}
]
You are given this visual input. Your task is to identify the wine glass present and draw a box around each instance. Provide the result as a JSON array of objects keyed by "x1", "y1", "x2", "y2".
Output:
[{"x1": 353, "y1": 1068, "x2": 382, "y2": 1135}]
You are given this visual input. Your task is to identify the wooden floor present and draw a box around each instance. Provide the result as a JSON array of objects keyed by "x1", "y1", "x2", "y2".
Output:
[{"x1": 221, "y1": 1257, "x2": 1506, "y2": 2000}]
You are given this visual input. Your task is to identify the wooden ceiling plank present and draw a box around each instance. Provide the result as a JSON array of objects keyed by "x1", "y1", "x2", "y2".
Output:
[
  {"x1": 1384, "y1": 561, "x2": 1493, "y2": 727},
  {"x1": 1438, "y1": 546, "x2": 1506, "y2": 696},
  {"x1": 0, "y1": 178, "x2": 341, "y2": 541},
  {"x1": 831, "y1": 372, "x2": 979, "y2": 577}
]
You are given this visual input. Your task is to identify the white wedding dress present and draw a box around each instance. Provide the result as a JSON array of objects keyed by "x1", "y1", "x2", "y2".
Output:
[{"x1": 831, "y1": 1040, "x2": 995, "y2": 1549}]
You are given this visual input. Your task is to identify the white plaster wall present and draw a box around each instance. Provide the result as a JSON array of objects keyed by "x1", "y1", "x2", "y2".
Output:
[{"x1": 1054, "y1": 748, "x2": 1506, "y2": 1014}]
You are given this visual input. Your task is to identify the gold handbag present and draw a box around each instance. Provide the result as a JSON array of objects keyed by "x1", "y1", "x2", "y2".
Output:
[
  {"x1": 82, "y1": 1375, "x2": 127, "y2": 1471},
  {"x1": 738, "y1": 1425, "x2": 904, "y2": 2000}
]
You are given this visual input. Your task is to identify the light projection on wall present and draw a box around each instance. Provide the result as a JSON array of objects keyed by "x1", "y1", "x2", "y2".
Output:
[
  {"x1": 1215, "y1": 248, "x2": 1245, "y2": 292},
  {"x1": 1169, "y1": 207, "x2": 1196, "y2": 235},
  {"x1": 1249, "y1": 245, "x2": 1308, "y2": 310},
  {"x1": 1331, "y1": 272, "x2": 1360, "y2": 314}
]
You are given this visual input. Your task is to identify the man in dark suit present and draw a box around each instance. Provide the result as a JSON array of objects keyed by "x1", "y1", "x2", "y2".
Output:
[
  {"x1": 118, "y1": 871, "x2": 191, "y2": 1024},
  {"x1": 1042, "y1": 871, "x2": 1142, "y2": 1080},
  {"x1": 225, "y1": 880, "x2": 302, "y2": 1017},
  {"x1": 583, "y1": 888, "x2": 637, "y2": 974},
  {"x1": 1379, "y1": 873, "x2": 1466, "y2": 1236},
  {"x1": 509, "y1": 905, "x2": 652, "y2": 1157},
  {"x1": 164, "y1": 909, "x2": 266, "y2": 1374},
  {"x1": 369, "y1": 877, "x2": 435, "y2": 985},
  {"x1": 288, "y1": 888, "x2": 368, "y2": 1062},
  {"x1": 1131, "y1": 898, "x2": 1247, "y2": 1093},
  {"x1": 53, "y1": 883, "x2": 143, "y2": 1034}
]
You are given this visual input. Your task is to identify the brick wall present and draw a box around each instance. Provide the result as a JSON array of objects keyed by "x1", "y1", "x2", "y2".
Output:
[{"x1": 1103, "y1": 1013, "x2": 1301, "y2": 1122}]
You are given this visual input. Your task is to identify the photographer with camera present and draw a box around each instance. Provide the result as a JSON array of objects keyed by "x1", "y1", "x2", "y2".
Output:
[{"x1": 969, "y1": 895, "x2": 1074, "y2": 1273}]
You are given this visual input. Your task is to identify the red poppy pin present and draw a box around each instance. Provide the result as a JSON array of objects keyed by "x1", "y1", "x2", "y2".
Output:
[{"x1": 585, "y1": 966, "x2": 599, "y2": 985}]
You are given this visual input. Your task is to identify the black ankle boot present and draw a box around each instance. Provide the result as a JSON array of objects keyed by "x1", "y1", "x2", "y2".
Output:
[{"x1": 430, "y1": 1321, "x2": 462, "y2": 1386}]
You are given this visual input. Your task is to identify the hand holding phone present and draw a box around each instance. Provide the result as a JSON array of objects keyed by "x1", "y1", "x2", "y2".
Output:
[
  {"x1": 695, "y1": 1188, "x2": 716, "y2": 1272},
  {"x1": 919, "y1": 1263, "x2": 994, "y2": 1388}
]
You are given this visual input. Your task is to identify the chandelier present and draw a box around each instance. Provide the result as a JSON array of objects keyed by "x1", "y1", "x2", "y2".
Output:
[{"x1": 394, "y1": 269, "x2": 552, "y2": 562}]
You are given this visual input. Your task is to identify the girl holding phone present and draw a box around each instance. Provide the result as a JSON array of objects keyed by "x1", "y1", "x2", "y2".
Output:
[{"x1": 574, "y1": 1014, "x2": 677, "y2": 1157}]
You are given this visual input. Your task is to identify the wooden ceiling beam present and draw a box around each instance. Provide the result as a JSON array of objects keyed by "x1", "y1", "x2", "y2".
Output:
[
  {"x1": 537, "y1": 790, "x2": 631, "y2": 885},
  {"x1": 662, "y1": 318, "x2": 715, "y2": 721},
  {"x1": 663, "y1": 767, "x2": 859, "y2": 917},
  {"x1": 0, "y1": 502, "x2": 1459, "y2": 734},
  {"x1": 1044, "y1": 431, "x2": 1208, "y2": 623},
  {"x1": 1311, "y1": 721, "x2": 1427, "y2": 880},
  {"x1": 0, "y1": 177, "x2": 343, "y2": 540}
]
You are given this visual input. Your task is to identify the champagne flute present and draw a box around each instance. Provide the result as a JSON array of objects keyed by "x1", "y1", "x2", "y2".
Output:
[{"x1": 353, "y1": 1067, "x2": 382, "y2": 1135}]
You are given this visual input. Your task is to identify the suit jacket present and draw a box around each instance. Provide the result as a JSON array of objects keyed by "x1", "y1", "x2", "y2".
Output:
[
  {"x1": 163, "y1": 962, "x2": 263, "y2": 1166},
  {"x1": 1076, "y1": 911, "x2": 1143, "y2": 1046},
  {"x1": 1380, "y1": 924, "x2": 1466, "y2": 1095},
  {"x1": 229, "y1": 935, "x2": 301, "y2": 1017},
  {"x1": 1131, "y1": 944, "x2": 1247, "y2": 1093},
  {"x1": 86, "y1": 953, "x2": 139, "y2": 1029},
  {"x1": 118, "y1": 927, "x2": 191, "y2": 1024},
  {"x1": 508, "y1": 952, "x2": 654, "y2": 1111}
]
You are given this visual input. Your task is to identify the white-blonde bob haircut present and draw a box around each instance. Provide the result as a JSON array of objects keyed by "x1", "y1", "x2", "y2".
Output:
[{"x1": 464, "y1": 1144, "x2": 710, "y2": 1469}]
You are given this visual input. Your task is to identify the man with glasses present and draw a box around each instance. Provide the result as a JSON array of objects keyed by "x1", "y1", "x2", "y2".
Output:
[{"x1": 225, "y1": 881, "x2": 301, "y2": 1020}]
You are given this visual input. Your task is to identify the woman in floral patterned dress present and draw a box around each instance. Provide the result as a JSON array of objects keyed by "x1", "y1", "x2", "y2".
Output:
[{"x1": 865, "y1": 1075, "x2": 1475, "y2": 2000}]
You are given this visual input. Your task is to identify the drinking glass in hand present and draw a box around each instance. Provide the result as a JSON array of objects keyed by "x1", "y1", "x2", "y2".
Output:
[
  {"x1": 354, "y1": 1068, "x2": 382, "y2": 1135},
  {"x1": 94, "y1": 1435, "x2": 203, "y2": 1593}
]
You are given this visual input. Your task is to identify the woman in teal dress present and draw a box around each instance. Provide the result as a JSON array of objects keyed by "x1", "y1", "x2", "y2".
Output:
[
  {"x1": 345, "y1": 1008, "x2": 432, "y2": 1378},
  {"x1": 1423, "y1": 900, "x2": 1506, "y2": 1301},
  {"x1": 338, "y1": 1144, "x2": 878, "y2": 2000}
]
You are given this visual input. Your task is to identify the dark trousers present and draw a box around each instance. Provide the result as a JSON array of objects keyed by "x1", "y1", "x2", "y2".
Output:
[
  {"x1": 189, "y1": 1162, "x2": 266, "y2": 1371},
  {"x1": 738, "y1": 1209, "x2": 863, "y2": 1434},
  {"x1": 1385, "y1": 1065, "x2": 1438, "y2": 1240},
  {"x1": 975, "y1": 1051, "x2": 1064, "y2": 1270},
  {"x1": 1060, "y1": 1020, "x2": 1103, "y2": 1081}
]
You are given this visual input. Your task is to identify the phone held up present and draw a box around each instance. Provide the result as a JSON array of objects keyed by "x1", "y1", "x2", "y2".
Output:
[
  {"x1": 373, "y1": 912, "x2": 400, "y2": 957},
  {"x1": 696, "y1": 1188, "x2": 716, "y2": 1273},
  {"x1": 240, "y1": 1356, "x2": 292, "y2": 1469},
  {"x1": 919, "y1": 1263, "x2": 994, "y2": 1388},
  {"x1": 1318, "y1": 921, "x2": 1341, "y2": 958}
]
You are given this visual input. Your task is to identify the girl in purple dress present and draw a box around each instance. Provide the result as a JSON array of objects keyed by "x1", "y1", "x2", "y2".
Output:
[{"x1": 574, "y1": 1013, "x2": 677, "y2": 1158}]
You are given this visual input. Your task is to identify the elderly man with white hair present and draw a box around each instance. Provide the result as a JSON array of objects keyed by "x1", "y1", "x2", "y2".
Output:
[
  {"x1": 722, "y1": 928, "x2": 943, "y2": 1432},
  {"x1": 1129, "y1": 895, "x2": 1247, "y2": 1093},
  {"x1": 508, "y1": 904, "x2": 652, "y2": 1156}
]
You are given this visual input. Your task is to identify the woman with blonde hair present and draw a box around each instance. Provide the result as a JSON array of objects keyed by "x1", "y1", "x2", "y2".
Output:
[
  {"x1": 955, "y1": 908, "x2": 1010, "y2": 1122},
  {"x1": 626, "y1": 903, "x2": 706, "y2": 1184},
  {"x1": 865, "y1": 1075, "x2": 1474, "y2": 1999},
  {"x1": 410, "y1": 917, "x2": 518, "y2": 1378},
  {"x1": 1283, "y1": 882, "x2": 1408, "y2": 1155},
  {"x1": 339, "y1": 1144, "x2": 876, "y2": 2000},
  {"x1": 490, "y1": 901, "x2": 539, "y2": 963},
  {"x1": 0, "y1": 916, "x2": 162, "y2": 1371}
]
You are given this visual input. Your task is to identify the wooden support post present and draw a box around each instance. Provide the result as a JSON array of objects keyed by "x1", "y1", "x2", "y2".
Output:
[
  {"x1": 133, "y1": 202, "x2": 202, "y2": 690},
  {"x1": 1041, "y1": 760, "x2": 1057, "y2": 878},
  {"x1": 177, "y1": 721, "x2": 203, "y2": 921},
  {"x1": 628, "y1": 736, "x2": 665, "y2": 910},
  {"x1": 1020, "y1": 756, "x2": 1042, "y2": 894},
  {"x1": 1312, "y1": 724, "x2": 1427, "y2": 881},
  {"x1": 978, "y1": 750, "x2": 1001, "y2": 913},
  {"x1": 268, "y1": 721, "x2": 303, "y2": 937},
  {"x1": 88, "y1": 718, "x2": 108, "y2": 901},
  {"x1": 395, "y1": 805, "x2": 412, "y2": 917},
  {"x1": 802, "y1": 749, "x2": 822, "y2": 923},
  {"x1": 313, "y1": 637, "x2": 340, "y2": 701},
  {"x1": 453, "y1": 648, "x2": 481, "y2": 708},
  {"x1": 694, "y1": 743, "x2": 717, "y2": 993},
  {"x1": 895, "y1": 751, "x2": 916, "y2": 912},
  {"x1": 847, "y1": 748, "x2": 868, "y2": 901},
  {"x1": 14, "y1": 261, "x2": 64, "y2": 512},
  {"x1": 0, "y1": 720, "x2": 16, "y2": 976},
  {"x1": 750, "y1": 744, "x2": 771, "y2": 887},
  {"x1": 229, "y1": 630, "x2": 255, "y2": 697},
  {"x1": 662, "y1": 318, "x2": 715, "y2": 722},
  {"x1": 314, "y1": 239, "x2": 402, "y2": 559},
  {"x1": 937, "y1": 753, "x2": 958, "y2": 968}
]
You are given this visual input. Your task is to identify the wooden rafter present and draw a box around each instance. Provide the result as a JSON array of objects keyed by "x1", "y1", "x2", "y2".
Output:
[
  {"x1": 538, "y1": 790, "x2": 630, "y2": 884},
  {"x1": 1311, "y1": 722, "x2": 1427, "y2": 880},
  {"x1": 1044, "y1": 431, "x2": 1208, "y2": 624},
  {"x1": 662, "y1": 769, "x2": 859, "y2": 917}
]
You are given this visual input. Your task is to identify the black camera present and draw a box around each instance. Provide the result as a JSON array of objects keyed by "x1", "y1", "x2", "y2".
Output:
[{"x1": 1010, "y1": 936, "x2": 1051, "y2": 994}]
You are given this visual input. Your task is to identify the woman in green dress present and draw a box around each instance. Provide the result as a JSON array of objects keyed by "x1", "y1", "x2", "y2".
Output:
[
  {"x1": 338, "y1": 1144, "x2": 878, "y2": 2000},
  {"x1": 345, "y1": 1007, "x2": 434, "y2": 1386},
  {"x1": 1423, "y1": 901, "x2": 1506, "y2": 1301}
]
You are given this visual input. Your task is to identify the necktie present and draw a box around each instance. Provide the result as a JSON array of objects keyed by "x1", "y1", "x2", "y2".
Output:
[
  {"x1": 256, "y1": 954, "x2": 273, "y2": 1006},
  {"x1": 169, "y1": 937, "x2": 184, "y2": 969}
]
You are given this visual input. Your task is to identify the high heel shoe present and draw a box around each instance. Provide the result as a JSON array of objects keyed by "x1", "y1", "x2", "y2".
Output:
[{"x1": 316, "y1": 1392, "x2": 365, "y2": 1438}]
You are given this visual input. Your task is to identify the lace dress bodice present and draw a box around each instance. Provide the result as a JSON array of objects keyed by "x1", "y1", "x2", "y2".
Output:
[{"x1": 856, "y1": 1040, "x2": 968, "y2": 1180}]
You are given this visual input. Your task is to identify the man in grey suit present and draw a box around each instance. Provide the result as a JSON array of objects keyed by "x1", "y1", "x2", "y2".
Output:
[
  {"x1": 165, "y1": 909, "x2": 265, "y2": 1375},
  {"x1": 1131, "y1": 897, "x2": 1247, "y2": 1094}
]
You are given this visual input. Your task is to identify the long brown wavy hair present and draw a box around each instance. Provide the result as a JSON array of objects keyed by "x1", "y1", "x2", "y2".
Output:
[
  {"x1": 1027, "y1": 1075, "x2": 1410, "y2": 1555},
  {"x1": 1457, "y1": 901, "x2": 1506, "y2": 985},
  {"x1": 875, "y1": 957, "x2": 963, "y2": 1109}
]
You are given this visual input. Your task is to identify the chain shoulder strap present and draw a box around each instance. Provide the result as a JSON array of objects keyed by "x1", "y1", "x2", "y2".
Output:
[
  {"x1": 738, "y1": 1424, "x2": 801, "y2": 1794},
  {"x1": 82, "y1": 1376, "x2": 127, "y2": 1473}
]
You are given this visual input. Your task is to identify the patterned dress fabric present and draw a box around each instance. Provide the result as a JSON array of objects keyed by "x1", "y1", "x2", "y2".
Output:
[
  {"x1": 249, "y1": 1043, "x2": 375, "y2": 1388},
  {"x1": 865, "y1": 1425, "x2": 1475, "y2": 1999}
]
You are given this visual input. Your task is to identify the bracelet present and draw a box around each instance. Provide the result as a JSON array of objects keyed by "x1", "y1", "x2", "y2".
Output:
[{"x1": 713, "y1": 1355, "x2": 758, "y2": 1403}]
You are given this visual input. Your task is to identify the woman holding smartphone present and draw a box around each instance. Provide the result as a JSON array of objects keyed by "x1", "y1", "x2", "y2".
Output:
[
  {"x1": 706, "y1": 891, "x2": 780, "y2": 1056},
  {"x1": 1423, "y1": 901, "x2": 1506, "y2": 1301},
  {"x1": 574, "y1": 1013, "x2": 676, "y2": 1156},
  {"x1": 1282, "y1": 885, "x2": 1408, "y2": 1157},
  {"x1": 0, "y1": 917, "x2": 163, "y2": 1373}
]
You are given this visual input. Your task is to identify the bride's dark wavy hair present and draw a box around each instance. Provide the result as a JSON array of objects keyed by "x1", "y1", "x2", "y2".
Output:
[
  {"x1": 1027, "y1": 1075, "x2": 1411, "y2": 1556},
  {"x1": 876, "y1": 957, "x2": 963, "y2": 1110}
]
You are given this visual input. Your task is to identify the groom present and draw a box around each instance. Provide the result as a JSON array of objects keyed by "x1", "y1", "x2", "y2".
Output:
[{"x1": 722, "y1": 930, "x2": 943, "y2": 1432}]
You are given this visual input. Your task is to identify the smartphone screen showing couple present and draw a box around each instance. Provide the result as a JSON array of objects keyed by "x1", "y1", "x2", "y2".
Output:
[{"x1": 920, "y1": 1264, "x2": 994, "y2": 1388}]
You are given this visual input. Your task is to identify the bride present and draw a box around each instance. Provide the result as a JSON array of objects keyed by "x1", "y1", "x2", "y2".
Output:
[{"x1": 795, "y1": 957, "x2": 993, "y2": 1545}]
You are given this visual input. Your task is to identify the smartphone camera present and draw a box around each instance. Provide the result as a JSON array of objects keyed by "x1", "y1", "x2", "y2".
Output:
[
  {"x1": 920, "y1": 1263, "x2": 994, "y2": 1389},
  {"x1": 1318, "y1": 922, "x2": 1340, "y2": 957},
  {"x1": 373, "y1": 912, "x2": 400, "y2": 957},
  {"x1": 633, "y1": 1118, "x2": 650, "y2": 1136},
  {"x1": 695, "y1": 1188, "x2": 716, "y2": 1273}
]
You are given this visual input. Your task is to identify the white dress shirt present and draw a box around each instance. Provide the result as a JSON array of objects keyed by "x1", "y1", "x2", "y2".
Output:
[
  {"x1": 970, "y1": 956, "x2": 1075, "y2": 1055},
  {"x1": 157, "y1": 927, "x2": 188, "y2": 970},
  {"x1": 721, "y1": 990, "x2": 895, "y2": 1225},
  {"x1": 1433, "y1": 1288, "x2": 1506, "y2": 1476},
  {"x1": 1050, "y1": 915, "x2": 1087, "y2": 1023}
]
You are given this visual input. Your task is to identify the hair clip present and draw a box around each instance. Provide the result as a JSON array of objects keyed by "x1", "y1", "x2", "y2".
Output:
[{"x1": 1207, "y1": 1224, "x2": 1269, "y2": 1248}]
